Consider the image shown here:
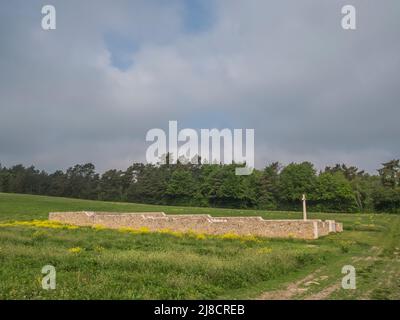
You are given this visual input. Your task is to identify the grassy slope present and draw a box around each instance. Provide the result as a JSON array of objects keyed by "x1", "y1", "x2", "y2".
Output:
[
  {"x1": 0, "y1": 192, "x2": 374, "y2": 221},
  {"x1": 0, "y1": 192, "x2": 399, "y2": 299}
]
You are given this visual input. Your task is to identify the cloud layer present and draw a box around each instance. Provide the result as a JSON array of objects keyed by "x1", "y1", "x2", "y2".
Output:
[{"x1": 1, "y1": 0, "x2": 399, "y2": 173}]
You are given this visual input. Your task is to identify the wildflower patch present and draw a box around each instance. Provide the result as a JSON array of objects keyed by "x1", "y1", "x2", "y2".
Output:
[{"x1": 0, "y1": 219, "x2": 79, "y2": 230}]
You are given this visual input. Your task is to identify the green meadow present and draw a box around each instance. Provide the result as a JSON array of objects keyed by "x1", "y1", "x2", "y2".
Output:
[{"x1": 0, "y1": 192, "x2": 399, "y2": 299}]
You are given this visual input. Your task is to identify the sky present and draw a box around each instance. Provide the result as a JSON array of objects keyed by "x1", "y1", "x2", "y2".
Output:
[{"x1": 0, "y1": 0, "x2": 399, "y2": 173}]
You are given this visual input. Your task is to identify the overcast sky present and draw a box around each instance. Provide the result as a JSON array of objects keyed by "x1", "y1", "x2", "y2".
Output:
[{"x1": 0, "y1": 0, "x2": 399, "y2": 173}]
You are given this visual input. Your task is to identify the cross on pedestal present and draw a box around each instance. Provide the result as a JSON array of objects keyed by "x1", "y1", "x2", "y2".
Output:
[{"x1": 302, "y1": 194, "x2": 307, "y2": 221}]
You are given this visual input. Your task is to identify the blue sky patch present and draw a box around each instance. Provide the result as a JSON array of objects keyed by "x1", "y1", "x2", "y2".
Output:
[
  {"x1": 104, "y1": 32, "x2": 139, "y2": 71},
  {"x1": 182, "y1": 0, "x2": 216, "y2": 33}
]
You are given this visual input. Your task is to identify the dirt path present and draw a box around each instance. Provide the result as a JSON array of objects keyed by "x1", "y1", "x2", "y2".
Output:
[
  {"x1": 304, "y1": 283, "x2": 340, "y2": 300},
  {"x1": 258, "y1": 246, "x2": 392, "y2": 300},
  {"x1": 258, "y1": 269, "x2": 332, "y2": 300},
  {"x1": 258, "y1": 252, "x2": 370, "y2": 299},
  {"x1": 258, "y1": 217, "x2": 400, "y2": 300}
]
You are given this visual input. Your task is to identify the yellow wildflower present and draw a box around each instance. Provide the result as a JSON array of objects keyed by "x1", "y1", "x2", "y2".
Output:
[
  {"x1": 68, "y1": 247, "x2": 83, "y2": 254},
  {"x1": 92, "y1": 224, "x2": 106, "y2": 231}
]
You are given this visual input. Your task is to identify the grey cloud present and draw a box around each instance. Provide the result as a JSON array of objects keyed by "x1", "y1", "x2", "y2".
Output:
[{"x1": 0, "y1": 0, "x2": 399, "y2": 173}]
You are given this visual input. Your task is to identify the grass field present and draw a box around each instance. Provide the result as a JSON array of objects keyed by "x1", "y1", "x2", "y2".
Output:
[{"x1": 0, "y1": 192, "x2": 399, "y2": 299}]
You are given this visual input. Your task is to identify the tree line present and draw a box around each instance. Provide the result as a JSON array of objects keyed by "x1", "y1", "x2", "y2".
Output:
[{"x1": 1, "y1": 158, "x2": 399, "y2": 213}]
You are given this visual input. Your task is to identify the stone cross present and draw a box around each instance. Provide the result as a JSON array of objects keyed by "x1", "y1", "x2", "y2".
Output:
[{"x1": 302, "y1": 194, "x2": 307, "y2": 221}]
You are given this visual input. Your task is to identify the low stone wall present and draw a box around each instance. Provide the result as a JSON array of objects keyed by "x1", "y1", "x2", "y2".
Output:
[{"x1": 49, "y1": 212, "x2": 343, "y2": 240}]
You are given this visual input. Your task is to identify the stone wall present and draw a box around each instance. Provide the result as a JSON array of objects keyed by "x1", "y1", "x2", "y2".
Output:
[{"x1": 49, "y1": 211, "x2": 343, "y2": 240}]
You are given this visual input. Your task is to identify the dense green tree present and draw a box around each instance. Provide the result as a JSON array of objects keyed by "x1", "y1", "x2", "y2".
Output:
[
  {"x1": 99, "y1": 169, "x2": 124, "y2": 201},
  {"x1": 0, "y1": 165, "x2": 11, "y2": 192},
  {"x1": 1, "y1": 159, "x2": 399, "y2": 213},
  {"x1": 165, "y1": 168, "x2": 200, "y2": 205},
  {"x1": 278, "y1": 162, "x2": 317, "y2": 209},
  {"x1": 64, "y1": 163, "x2": 99, "y2": 199},
  {"x1": 127, "y1": 164, "x2": 169, "y2": 204},
  {"x1": 378, "y1": 160, "x2": 400, "y2": 188},
  {"x1": 349, "y1": 175, "x2": 379, "y2": 212},
  {"x1": 255, "y1": 162, "x2": 280, "y2": 209},
  {"x1": 202, "y1": 164, "x2": 252, "y2": 208},
  {"x1": 373, "y1": 186, "x2": 400, "y2": 213},
  {"x1": 314, "y1": 172, "x2": 358, "y2": 212},
  {"x1": 325, "y1": 164, "x2": 365, "y2": 181},
  {"x1": 48, "y1": 170, "x2": 67, "y2": 197}
]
